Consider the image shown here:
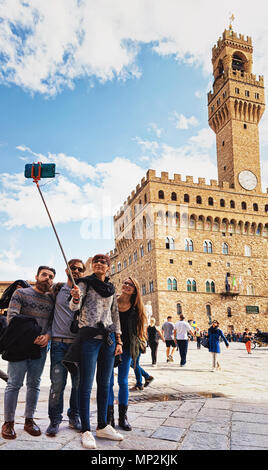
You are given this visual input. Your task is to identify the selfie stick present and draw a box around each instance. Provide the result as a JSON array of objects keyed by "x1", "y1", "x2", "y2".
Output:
[{"x1": 27, "y1": 162, "x2": 76, "y2": 287}]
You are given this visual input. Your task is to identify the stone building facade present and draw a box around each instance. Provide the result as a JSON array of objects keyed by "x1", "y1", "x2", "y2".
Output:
[{"x1": 106, "y1": 27, "x2": 268, "y2": 333}]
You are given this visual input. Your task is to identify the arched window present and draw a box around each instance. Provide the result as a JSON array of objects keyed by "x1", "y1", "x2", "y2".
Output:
[
  {"x1": 206, "y1": 280, "x2": 215, "y2": 293},
  {"x1": 158, "y1": 190, "x2": 164, "y2": 199},
  {"x1": 171, "y1": 192, "x2": 177, "y2": 201},
  {"x1": 227, "y1": 307, "x2": 232, "y2": 317},
  {"x1": 247, "y1": 285, "x2": 254, "y2": 295},
  {"x1": 208, "y1": 197, "x2": 214, "y2": 206},
  {"x1": 230, "y1": 200, "x2": 235, "y2": 208},
  {"x1": 184, "y1": 194, "x2": 190, "y2": 203},
  {"x1": 222, "y1": 243, "x2": 229, "y2": 255},
  {"x1": 196, "y1": 196, "x2": 202, "y2": 204},
  {"x1": 220, "y1": 199, "x2": 225, "y2": 207},
  {"x1": 203, "y1": 240, "x2": 213, "y2": 253},
  {"x1": 242, "y1": 201, "x2": 247, "y2": 210},
  {"x1": 265, "y1": 205, "x2": 268, "y2": 213},
  {"x1": 167, "y1": 277, "x2": 177, "y2": 291},
  {"x1": 253, "y1": 203, "x2": 258, "y2": 212},
  {"x1": 117, "y1": 262, "x2": 121, "y2": 273},
  {"x1": 147, "y1": 240, "x2": 152, "y2": 252},
  {"x1": 142, "y1": 284, "x2": 146, "y2": 295},
  {"x1": 187, "y1": 279, "x2": 196, "y2": 292},
  {"x1": 140, "y1": 245, "x2": 144, "y2": 257},
  {"x1": 111, "y1": 265, "x2": 115, "y2": 275},
  {"x1": 124, "y1": 259, "x2": 127, "y2": 268},
  {"x1": 185, "y1": 238, "x2": 194, "y2": 252},
  {"x1": 244, "y1": 245, "x2": 251, "y2": 257},
  {"x1": 177, "y1": 303, "x2": 182, "y2": 315},
  {"x1": 166, "y1": 236, "x2": 175, "y2": 250}
]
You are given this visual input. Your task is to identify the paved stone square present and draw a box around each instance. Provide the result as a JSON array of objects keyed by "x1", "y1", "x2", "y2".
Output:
[{"x1": 0, "y1": 341, "x2": 267, "y2": 451}]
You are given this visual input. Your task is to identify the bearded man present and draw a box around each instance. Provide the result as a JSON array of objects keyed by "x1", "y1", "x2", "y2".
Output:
[{"x1": 1, "y1": 266, "x2": 56, "y2": 440}]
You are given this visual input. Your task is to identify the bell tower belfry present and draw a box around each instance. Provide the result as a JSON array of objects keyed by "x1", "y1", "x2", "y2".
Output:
[{"x1": 208, "y1": 26, "x2": 265, "y2": 193}]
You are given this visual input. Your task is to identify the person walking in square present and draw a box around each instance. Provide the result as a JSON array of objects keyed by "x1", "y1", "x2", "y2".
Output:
[
  {"x1": 243, "y1": 328, "x2": 252, "y2": 354},
  {"x1": 147, "y1": 317, "x2": 164, "y2": 366},
  {"x1": 174, "y1": 315, "x2": 194, "y2": 367},
  {"x1": 162, "y1": 316, "x2": 176, "y2": 363},
  {"x1": 208, "y1": 320, "x2": 229, "y2": 371}
]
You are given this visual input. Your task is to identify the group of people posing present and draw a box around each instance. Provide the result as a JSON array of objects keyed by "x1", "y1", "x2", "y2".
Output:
[{"x1": 0, "y1": 254, "x2": 151, "y2": 450}]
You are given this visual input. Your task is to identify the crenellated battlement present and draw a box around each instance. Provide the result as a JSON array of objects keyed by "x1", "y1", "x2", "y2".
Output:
[
  {"x1": 212, "y1": 29, "x2": 253, "y2": 61},
  {"x1": 208, "y1": 70, "x2": 264, "y2": 104}
]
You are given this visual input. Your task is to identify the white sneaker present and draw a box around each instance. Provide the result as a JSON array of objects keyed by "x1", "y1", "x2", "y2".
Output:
[
  {"x1": 81, "y1": 431, "x2": 97, "y2": 449},
  {"x1": 96, "y1": 425, "x2": 124, "y2": 441}
]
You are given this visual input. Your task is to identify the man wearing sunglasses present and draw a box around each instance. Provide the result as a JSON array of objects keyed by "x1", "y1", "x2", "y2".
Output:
[{"x1": 46, "y1": 259, "x2": 86, "y2": 437}]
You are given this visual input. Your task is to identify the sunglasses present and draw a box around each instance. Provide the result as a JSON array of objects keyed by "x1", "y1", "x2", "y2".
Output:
[
  {"x1": 70, "y1": 266, "x2": 84, "y2": 273},
  {"x1": 123, "y1": 281, "x2": 135, "y2": 288},
  {"x1": 93, "y1": 259, "x2": 108, "y2": 265}
]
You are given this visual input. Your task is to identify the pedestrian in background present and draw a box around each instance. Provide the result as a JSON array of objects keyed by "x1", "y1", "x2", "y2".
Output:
[
  {"x1": 195, "y1": 327, "x2": 201, "y2": 350},
  {"x1": 243, "y1": 328, "x2": 252, "y2": 354},
  {"x1": 208, "y1": 320, "x2": 229, "y2": 371},
  {"x1": 174, "y1": 315, "x2": 194, "y2": 367},
  {"x1": 147, "y1": 317, "x2": 165, "y2": 366},
  {"x1": 162, "y1": 316, "x2": 176, "y2": 363}
]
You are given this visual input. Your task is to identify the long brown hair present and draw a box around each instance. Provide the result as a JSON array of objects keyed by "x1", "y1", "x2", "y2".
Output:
[{"x1": 128, "y1": 276, "x2": 147, "y2": 341}]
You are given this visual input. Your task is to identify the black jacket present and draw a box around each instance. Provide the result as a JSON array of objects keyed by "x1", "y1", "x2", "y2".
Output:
[{"x1": 0, "y1": 315, "x2": 42, "y2": 362}]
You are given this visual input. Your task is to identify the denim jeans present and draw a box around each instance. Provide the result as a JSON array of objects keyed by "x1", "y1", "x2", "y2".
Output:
[
  {"x1": 79, "y1": 335, "x2": 115, "y2": 432},
  {"x1": 108, "y1": 347, "x2": 132, "y2": 406},
  {"x1": 130, "y1": 351, "x2": 150, "y2": 386},
  {"x1": 48, "y1": 341, "x2": 80, "y2": 423},
  {"x1": 4, "y1": 346, "x2": 48, "y2": 422},
  {"x1": 177, "y1": 339, "x2": 188, "y2": 366}
]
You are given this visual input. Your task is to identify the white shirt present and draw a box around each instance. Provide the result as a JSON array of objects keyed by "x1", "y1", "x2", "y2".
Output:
[{"x1": 174, "y1": 320, "x2": 192, "y2": 340}]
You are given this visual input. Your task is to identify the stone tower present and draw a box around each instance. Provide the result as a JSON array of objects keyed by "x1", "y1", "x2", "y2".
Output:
[{"x1": 208, "y1": 28, "x2": 265, "y2": 193}]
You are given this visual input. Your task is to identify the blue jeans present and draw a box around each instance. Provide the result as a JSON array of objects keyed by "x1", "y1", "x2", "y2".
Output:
[
  {"x1": 177, "y1": 339, "x2": 188, "y2": 365},
  {"x1": 48, "y1": 341, "x2": 80, "y2": 423},
  {"x1": 130, "y1": 351, "x2": 150, "y2": 386},
  {"x1": 108, "y1": 348, "x2": 132, "y2": 406},
  {"x1": 79, "y1": 335, "x2": 115, "y2": 432},
  {"x1": 4, "y1": 346, "x2": 48, "y2": 422}
]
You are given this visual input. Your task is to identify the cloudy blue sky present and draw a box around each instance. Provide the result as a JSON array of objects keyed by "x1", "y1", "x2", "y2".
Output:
[{"x1": 0, "y1": 0, "x2": 268, "y2": 282}]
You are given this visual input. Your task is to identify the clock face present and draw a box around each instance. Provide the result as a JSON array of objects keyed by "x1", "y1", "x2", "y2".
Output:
[{"x1": 238, "y1": 170, "x2": 257, "y2": 190}]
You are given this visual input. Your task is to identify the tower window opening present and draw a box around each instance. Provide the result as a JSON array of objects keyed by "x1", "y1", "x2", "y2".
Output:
[
  {"x1": 222, "y1": 141, "x2": 225, "y2": 146},
  {"x1": 158, "y1": 190, "x2": 164, "y2": 199},
  {"x1": 235, "y1": 87, "x2": 240, "y2": 94},
  {"x1": 232, "y1": 54, "x2": 244, "y2": 72},
  {"x1": 245, "y1": 90, "x2": 250, "y2": 97},
  {"x1": 220, "y1": 199, "x2": 225, "y2": 207},
  {"x1": 244, "y1": 123, "x2": 247, "y2": 129},
  {"x1": 184, "y1": 194, "x2": 190, "y2": 203},
  {"x1": 255, "y1": 93, "x2": 260, "y2": 99}
]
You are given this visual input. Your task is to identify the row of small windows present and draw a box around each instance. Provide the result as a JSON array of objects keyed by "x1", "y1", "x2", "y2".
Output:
[
  {"x1": 168, "y1": 278, "x2": 255, "y2": 295},
  {"x1": 158, "y1": 191, "x2": 268, "y2": 212},
  {"x1": 115, "y1": 239, "x2": 253, "y2": 272},
  {"x1": 234, "y1": 88, "x2": 260, "y2": 99},
  {"x1": 169, "y1": 238, "x2": 252, "y2": 256}
]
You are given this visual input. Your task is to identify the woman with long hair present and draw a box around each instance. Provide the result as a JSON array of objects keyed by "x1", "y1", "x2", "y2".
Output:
[
  {"x1": 107, "y1": 276, "x2": 148, "y2": 431},
  {"x1": 208, "y1": 320, "x2": 229, "y2": 371}
]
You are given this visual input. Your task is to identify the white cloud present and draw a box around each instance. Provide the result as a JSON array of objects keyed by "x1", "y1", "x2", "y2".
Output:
[
  {"x1": 147, "y1": 123, "x2": 164, "y2": 138},
  {"x1": 135, "y1": 137, "x2": 159, "y2": 155},
  {"x1": 1, "y1": 0, "x2": 268, "y2": 99},
  {"x1": 172, "y1": 111, "x2": 199, "y2": 130}
]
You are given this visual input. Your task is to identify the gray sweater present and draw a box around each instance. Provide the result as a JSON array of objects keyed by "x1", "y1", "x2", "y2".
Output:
[
  {"x1": 7, "y1": 286, "x2": 54, "y2": 337},
  {"x1": 69, "y1": 282, "x2": 121, "y2": 334}
]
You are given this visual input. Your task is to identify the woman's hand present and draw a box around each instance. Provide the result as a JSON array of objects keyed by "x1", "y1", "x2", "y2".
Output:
[
  {"x1": 70, "y1": 285, "x2": 81, "y2": 300},
  {"x1": 115, "y1": 344, "x2": 123, "y2": 356}
]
